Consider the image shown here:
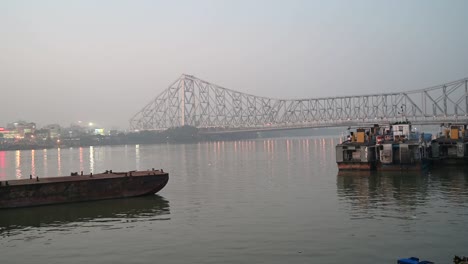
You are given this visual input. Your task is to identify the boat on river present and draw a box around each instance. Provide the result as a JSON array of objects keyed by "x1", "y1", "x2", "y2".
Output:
[
  {"x1": 335, "y1": 125, "x2": 380, "y2": 170},
  {"x1": 376, "y1": 121, "x2": 432, "y2": 171},
  {"x1": 336, "y1": 121, "x2": 432, "y2": 171},
  {"x1": 0, "y1": 169, "x2": 169, "y2": 209},
  {"x1": 431, "y1": 123, "x2": 468, "y2": 165}
]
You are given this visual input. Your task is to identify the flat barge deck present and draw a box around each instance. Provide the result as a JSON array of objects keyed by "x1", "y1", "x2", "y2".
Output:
[{"x1": 0, "y1": 170, "x2": 169, "y2": 209}]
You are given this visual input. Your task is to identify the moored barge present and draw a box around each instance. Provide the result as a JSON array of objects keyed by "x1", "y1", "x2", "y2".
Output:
[
  {"x1": 336, "y1": 125, "x2": 380, "y2": 170},
  {"x1": 431, "y1": 123, "x2": 468, "y2": 165},
  {"x1": 0, "y1": 169, "x2": 169, "y2": 209},
  {"x1": 376, "y1": 122, "x2": 431, "y2": 171},
  {"x1": 336, "y1": 122, "x2": 432, "y2": 171}
]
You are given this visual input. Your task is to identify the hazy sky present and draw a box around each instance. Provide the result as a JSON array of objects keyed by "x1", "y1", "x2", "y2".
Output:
[{"x1": 1, "y1": 0, "x2": 467, "y2": 129}]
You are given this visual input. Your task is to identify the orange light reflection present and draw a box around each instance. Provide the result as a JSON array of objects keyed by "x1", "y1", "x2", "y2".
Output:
[
  {"x1": 16, "y1": 150, "x2": 22, "y2": 179},
  {"x1": 79, "y1": 147, "x2": 84, "y2": 174},
  {"x1": 57, "y1": 148, "x2": 62, "y2": 176},
  {"x1": 89, "y1": 146, "x2": 94, "y2": 173},
  {"x1": 31, "y1": 150, "x2": 36, "y2": 176}
]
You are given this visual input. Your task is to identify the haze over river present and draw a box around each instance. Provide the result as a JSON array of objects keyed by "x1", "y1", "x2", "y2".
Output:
[{"x1": 0, "y1": 136, "x2": 467, "y2": 263}]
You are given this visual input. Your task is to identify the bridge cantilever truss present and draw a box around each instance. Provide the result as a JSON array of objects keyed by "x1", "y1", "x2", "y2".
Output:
[{"x1": 130, "y1": 74, "x2": 468, "y2": 131}]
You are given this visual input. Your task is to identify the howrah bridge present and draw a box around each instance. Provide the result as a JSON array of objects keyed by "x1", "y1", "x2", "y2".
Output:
[{"x1": 129, "y1": 74, "x2": 468, "y2": 133}]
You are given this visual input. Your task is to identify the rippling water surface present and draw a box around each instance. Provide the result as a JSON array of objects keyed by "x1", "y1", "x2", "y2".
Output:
[{"x1": 0, "y1": 137, "x2": 467, "y2": 263}]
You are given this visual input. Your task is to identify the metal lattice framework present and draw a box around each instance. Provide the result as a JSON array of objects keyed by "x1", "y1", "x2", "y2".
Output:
[{"x1": 130, "y1": 74, "x2": 468, "y2": 131}]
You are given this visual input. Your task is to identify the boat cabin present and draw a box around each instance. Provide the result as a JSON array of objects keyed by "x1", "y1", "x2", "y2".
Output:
[
  {"x1": 392, "y1": 123, "x2": 411, "y2": 142},
  {"x1": 344, "y1": 125, "x2": 380, "y2": 144},
  {"x1": 444, "y1": 123, "x2": 467, "y2": 141},
  {"x1": 431, "y1": 123, "x2": 468, "y2": 162},
  {"x1": 336, "y1": 125, "x2": 380, "y2": 170}
]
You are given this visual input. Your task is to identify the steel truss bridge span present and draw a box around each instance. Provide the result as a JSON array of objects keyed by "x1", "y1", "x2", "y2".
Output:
[{"x1": 129, "y1": 74, "x2": 468, "y2": 131}]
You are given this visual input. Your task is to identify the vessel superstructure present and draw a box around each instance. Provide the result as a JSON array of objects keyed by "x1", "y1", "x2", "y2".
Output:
[{"x1": 431, "y1": 123, "x2": 468, "y2": 165}]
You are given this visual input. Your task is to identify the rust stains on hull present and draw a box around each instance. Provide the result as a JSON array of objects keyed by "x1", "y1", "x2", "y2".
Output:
[
  {"x1": 337, "y1": 162, "x2": 374, "y2": 171},
  {"x1": 0, "y1": 170, "x2": 169, "y2": 209}
]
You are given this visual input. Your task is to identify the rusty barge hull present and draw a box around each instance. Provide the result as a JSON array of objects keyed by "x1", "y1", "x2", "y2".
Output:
[
  {"x1": 337, "y1": 162, "x2": 374, "y2": 171},
  {"x1": 376, "y1": 161, "x2": 429, "y2": 171},
  {"x1": 0, "y1": 171, "x2": 169, "y2": 209}
]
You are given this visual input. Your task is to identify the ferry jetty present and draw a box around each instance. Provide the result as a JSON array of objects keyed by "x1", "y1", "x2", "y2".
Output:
[
  {"x1": 0, "y1": 169, "x2": 169, "y2": 209},
  {"x1": 336, "y1": 121, "x2": 432, "y2": 171},
  {"x1": 431, "y1": 123, "x2": 468, "y2": 165}
]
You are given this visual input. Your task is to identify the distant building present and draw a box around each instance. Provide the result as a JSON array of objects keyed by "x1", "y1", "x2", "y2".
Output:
[
  {"x1": 0, "y1": 127, "x2": 17, "y2": 143},
  {"x1": 0, "y1": 127, "x2": 17, "y2": 139},
  {"x1": 94, "y1": 128, "x2": 105, "y2": 136},
  {"x1": 66, "y1": 123, "x2": 88, "y2": 138},
  {"x1": 43, "y1": 124, "x2": 61, "y2": 139},
  {"x1": 109, "y1": 130, "x2": 120, "y2": 136},
  {"x1": 35, "y1": 129, "x2": 50, "y2": 140},
  {"x1": 6, "y1": 121, "x2": 36, "y2": 138}
]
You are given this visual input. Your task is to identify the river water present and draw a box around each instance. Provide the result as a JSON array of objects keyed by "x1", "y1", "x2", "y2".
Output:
[{"x1": 0, "y1": 137, "x2": 467, "y2": 263}]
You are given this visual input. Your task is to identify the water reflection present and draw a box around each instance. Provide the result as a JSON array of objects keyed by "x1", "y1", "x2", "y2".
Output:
[
  {"x1": 0, "y1": 151, "x2": 5, "y2": 169},
  {"x1": 337, "y1": 168, "x2": 468, "y2": 219},
  {"x1": 135, "y1": 144, "x2": 140, "y2": 170},
  {"x1": 79, "y1": 147, "x2": 84, "y2": 173},
  {"x1": 15, "y1": 150, "x2": 21, "y2": 179},
  {"x1": 0, "y1": 151, "x2": 5, "y2": 179},
  {"x1": 57, "y1": 148, "x2": 61, "y2": 176},
  {"x1": 89, "y1": 146, "x2": 94, "y2": 173},
  {"x1": 0, "y1": 195, "x2": 170, "y2": 238},
  {"x1": 31, "y1": 150, "x2": 36, "y2": 176},
  {"x1": 429, "y1": 167, "x2": 468, "y2": 205},
  {"x1": 302, "y1": 138, "x2": 310, "y2": 160},
  {"x1": 42, "y1": 149, "x2": 48, "y2": 177}
]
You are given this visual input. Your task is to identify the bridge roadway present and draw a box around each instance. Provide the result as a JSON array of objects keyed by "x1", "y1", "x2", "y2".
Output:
[{"x1": 198, "y1": 118, "x2": 468, "y2": 135}]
